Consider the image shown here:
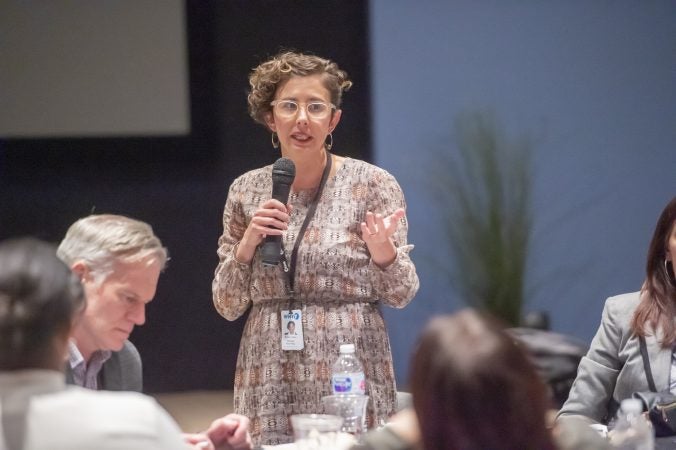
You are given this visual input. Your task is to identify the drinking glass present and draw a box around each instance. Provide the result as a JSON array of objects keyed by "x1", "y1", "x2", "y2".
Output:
[
  {"x1": 321, "y1": 394, "x2": 369, "y2": 441},
  {"x1": 290, "y1": 414, "x2": 343, "y2": 450}
]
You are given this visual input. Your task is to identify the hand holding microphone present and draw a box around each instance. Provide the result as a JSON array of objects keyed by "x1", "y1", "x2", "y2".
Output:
[
  {"x1": 261, "y1": 157, "x2": 296, "y2": 265},
  {"x1": 235, "y1": 158, "x2": 295, "y2": 265}
]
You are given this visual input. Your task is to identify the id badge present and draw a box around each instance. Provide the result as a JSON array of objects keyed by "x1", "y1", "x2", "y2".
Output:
[{"x1": 281, "y1": 309, "x2": 304, "y2": 351}]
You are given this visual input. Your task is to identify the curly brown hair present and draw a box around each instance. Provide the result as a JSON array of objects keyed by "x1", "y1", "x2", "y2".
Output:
[{"x1": 247, "y1": 51, "x2": 352, "y2": 126}]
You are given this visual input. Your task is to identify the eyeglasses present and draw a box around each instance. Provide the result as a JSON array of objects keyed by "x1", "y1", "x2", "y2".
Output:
[{"x1": 270, "y1": 99, "x2": 336, "y2": 119}]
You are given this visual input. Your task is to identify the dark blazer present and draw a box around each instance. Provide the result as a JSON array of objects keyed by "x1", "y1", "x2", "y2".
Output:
[
  {"x1": 65, "y1": 340, "x2": 143, "y2": 392},
  {"x1": 557, "y1": 291, "x2": 672, "y2": 424}
]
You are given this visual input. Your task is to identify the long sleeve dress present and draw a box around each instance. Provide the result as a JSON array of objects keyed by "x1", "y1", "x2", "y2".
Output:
[{"x1": 212, "y1": 157, "x2": 419, "y2": 446}]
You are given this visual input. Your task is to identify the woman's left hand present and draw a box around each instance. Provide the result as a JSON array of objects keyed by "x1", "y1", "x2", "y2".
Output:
[{"x1": 361, "y1": 208, "x2": 405, "y2": 268}]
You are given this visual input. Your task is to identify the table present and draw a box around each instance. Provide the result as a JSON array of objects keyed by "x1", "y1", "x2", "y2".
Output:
[{"x1": 258, "y1": 435, "x2": 676, "y2": 449}]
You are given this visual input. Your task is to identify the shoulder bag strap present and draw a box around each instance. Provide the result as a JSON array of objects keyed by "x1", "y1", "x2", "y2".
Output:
[{"x1": 639, "y1": 335, "x2": 658, "y2": 392}]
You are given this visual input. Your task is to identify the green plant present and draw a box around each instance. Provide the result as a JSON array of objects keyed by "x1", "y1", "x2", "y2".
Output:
[{"x1": 429, "y1": 111, "x2": 533, "y2": 326}]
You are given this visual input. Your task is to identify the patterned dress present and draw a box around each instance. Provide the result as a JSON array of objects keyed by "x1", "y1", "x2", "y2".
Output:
[{"x1": 212, "y1": 157, "x2": 419, "y2": 446}]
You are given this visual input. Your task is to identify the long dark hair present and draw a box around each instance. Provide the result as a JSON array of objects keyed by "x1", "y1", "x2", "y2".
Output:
[
  {"x1": 632, "y1": 196, "x2": 676, "y2": 346},
  {"x1": 0, "y1": 238, "x2": 85, "y2": 370},
  {"x1": 410, "y1": 310, "x2": 555, "y2": 450}
]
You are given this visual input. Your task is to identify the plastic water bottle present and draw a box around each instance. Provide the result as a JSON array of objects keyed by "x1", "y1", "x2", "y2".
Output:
[
  {"x1": 331, "y1": 344, "x2": 366, "y2": 395},
  {"x1": 609, "y1": 398, "x2": 654, "y2": 450}
]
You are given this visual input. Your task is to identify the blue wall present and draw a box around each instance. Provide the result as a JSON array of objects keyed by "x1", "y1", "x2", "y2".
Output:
[{"x1": 369, "y1": 1, "x2": 676, "y2": 385}]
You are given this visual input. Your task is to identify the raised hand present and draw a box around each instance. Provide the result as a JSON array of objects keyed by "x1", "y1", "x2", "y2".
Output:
[
  {"x1": 360, "y1": 208, "x2": 405, "y2": 244},
  {"x1": 360, "y1": 208, "x2": 406, "y2": 268}
]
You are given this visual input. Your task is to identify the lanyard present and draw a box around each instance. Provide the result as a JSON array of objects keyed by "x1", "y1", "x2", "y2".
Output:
[{"x1": 282, "y1": 151, "x2": 333, "y2": 298}]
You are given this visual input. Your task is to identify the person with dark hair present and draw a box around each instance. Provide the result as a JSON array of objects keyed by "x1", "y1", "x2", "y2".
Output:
[
  {"x1": 0, "y1": 239, "x2": 86, "y2": 374},
  {"x1": 352, "y1": 310, "x2": 609, "y2": 450},
  {"x1": 0, "y1": 237, "x2": 253, "y2": 450},
  {"x1": 558, "y1": 196, "x2": 676, "y2": 424},
  {"x1": 212, "y1": 51, "x2": 419, "y2": 445},
  {"x1": 411, "y1": 310, "x2": 555, "y2": 450}
]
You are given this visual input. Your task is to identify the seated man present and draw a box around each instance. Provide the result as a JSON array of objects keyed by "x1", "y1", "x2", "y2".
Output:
[
  {"x1": 0, "y1": 237, "x2": 251, "y2": 450},
  {"x1": 56, "y1": 214, "x2": 166, "y2": 391}
]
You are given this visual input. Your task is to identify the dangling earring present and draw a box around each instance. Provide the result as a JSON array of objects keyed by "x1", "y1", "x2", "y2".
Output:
[
  {"x1": 271, "y1": 132, "x2": 280, "y2": 149},
  {"x1": 666, "y1": 259, "x2": 674, "y2": 281},
  {"x1": 325, "y1": 133, "x2": 333, "y2": 151}
]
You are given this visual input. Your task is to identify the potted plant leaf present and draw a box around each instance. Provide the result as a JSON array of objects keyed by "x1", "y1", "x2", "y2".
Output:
[{"x1": 429, "y1": 111, "x2": 533, "y2": 326}]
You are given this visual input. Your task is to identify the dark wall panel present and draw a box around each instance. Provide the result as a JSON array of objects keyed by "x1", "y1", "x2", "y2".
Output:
[{"x1": 0, "y1": 0, "x2": 370, "y2": 393}]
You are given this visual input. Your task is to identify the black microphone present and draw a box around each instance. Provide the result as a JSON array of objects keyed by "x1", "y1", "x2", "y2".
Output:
[{"x1": 261, "y1": 157, "x2": 296, "y2": 266}]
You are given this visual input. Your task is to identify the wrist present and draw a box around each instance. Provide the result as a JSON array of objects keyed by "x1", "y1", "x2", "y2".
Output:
[
  {"x1": 233, "y1": 241, "x2": 255, "y2": 265},
  {"x1": 370, "y1": 240, "x2": 397, "y2": 269}
]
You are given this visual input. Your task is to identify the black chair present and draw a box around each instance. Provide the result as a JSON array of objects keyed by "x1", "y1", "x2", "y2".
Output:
[{"x1": 508, "y1": 327, "x2": 588, "y2": 409}]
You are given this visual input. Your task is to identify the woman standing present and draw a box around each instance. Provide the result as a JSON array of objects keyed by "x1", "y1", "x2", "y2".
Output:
[{"x1": 212, "y1": 51, "x2": 419, "y2": 445}]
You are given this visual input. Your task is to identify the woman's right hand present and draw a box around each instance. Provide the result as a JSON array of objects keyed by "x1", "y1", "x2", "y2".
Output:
[{"x1": 235, "y1": 199, "x2": 290, "y2": 264}]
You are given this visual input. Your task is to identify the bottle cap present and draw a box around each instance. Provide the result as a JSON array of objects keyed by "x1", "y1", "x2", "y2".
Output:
[{"x1": 339, "y1": 344, "x2": 355, "y2": 353}]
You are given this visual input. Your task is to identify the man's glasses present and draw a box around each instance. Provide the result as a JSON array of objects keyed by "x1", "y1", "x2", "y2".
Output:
[{"x1": 270, "y1": 100, "x2": 336, "y2": 119}]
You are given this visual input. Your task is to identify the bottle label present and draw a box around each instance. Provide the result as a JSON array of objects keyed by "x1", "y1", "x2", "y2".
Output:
[{"x1": 332, "y1": 372, "x2": 366, "y2": 395}]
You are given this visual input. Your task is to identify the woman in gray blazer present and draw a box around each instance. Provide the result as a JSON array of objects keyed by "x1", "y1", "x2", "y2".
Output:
[{"x1": 558, "y1": 196, "x2": 676, "y2": 424}]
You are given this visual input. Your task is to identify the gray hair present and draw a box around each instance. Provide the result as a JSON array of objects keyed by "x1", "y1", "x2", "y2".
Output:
[{"x1": 56, "y1": 214, "x2": 168, "y2": 284}]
